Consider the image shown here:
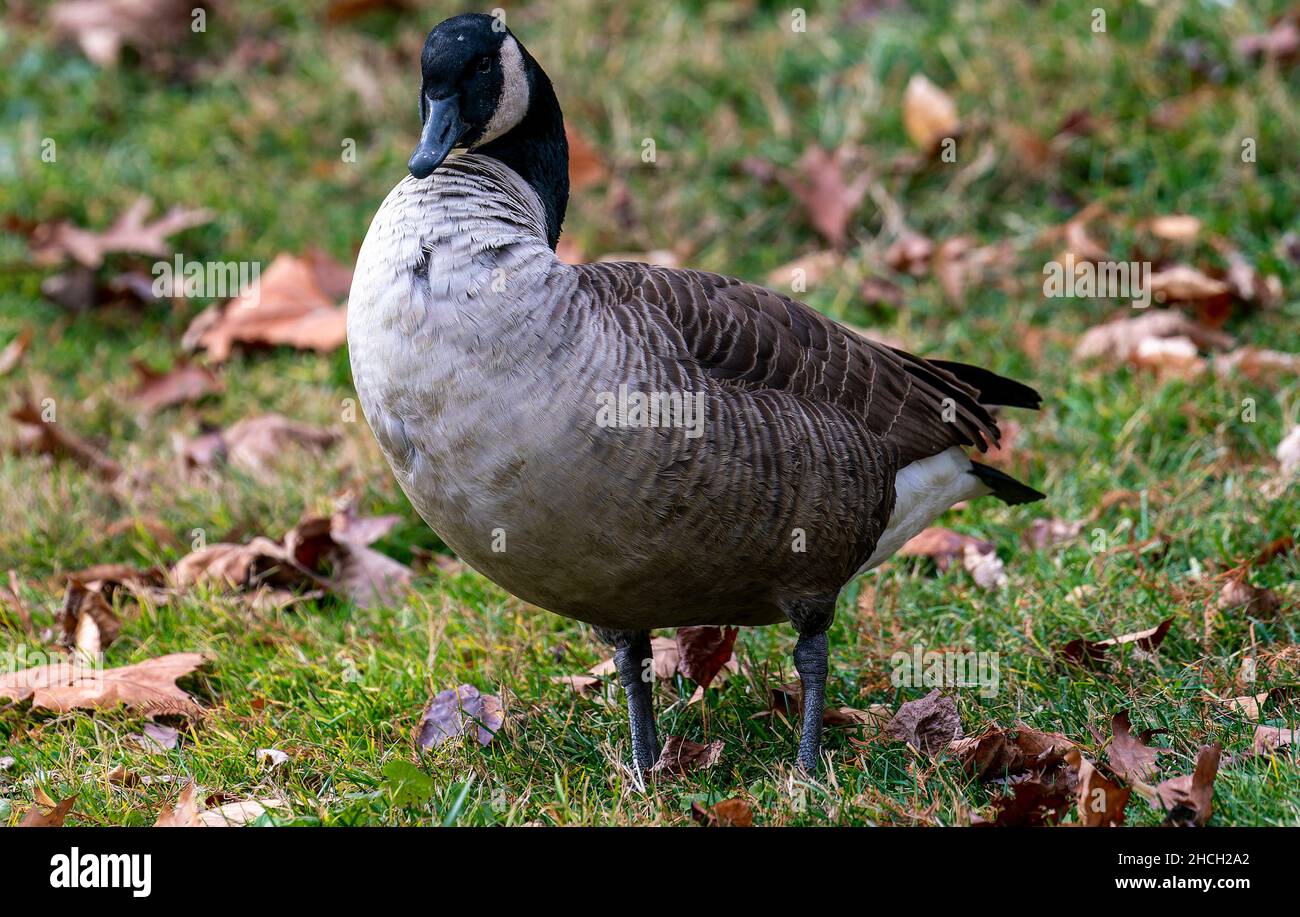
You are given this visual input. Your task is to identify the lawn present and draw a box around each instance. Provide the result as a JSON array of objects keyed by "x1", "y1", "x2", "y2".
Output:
[{"x1": 1, "y1": 0, "x2": 1298, "y2": 826}]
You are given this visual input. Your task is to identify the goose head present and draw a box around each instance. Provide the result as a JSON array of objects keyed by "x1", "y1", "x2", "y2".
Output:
[{"x1": 408, "y1": 14, "x2": 570, "y2": 248}]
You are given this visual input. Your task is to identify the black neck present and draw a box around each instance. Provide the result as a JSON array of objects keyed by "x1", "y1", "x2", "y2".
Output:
[{"x1": 475, "y1": 56, "x2": 569, "y2": 249}]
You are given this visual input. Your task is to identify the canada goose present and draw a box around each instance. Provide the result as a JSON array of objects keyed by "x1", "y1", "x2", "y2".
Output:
[{"x1": 348, "y1": 13, "x2": 1044, "y2": 777}]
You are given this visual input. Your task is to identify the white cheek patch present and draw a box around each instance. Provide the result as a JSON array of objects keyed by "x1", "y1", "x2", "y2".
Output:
[{"x1": 473, "y1": 35, "x2": 530, "y2": 147}]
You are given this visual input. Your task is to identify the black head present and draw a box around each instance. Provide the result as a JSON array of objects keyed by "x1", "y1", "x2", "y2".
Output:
[{"x1": 409, "y1": 13, "x2": 570, "y2": 248}]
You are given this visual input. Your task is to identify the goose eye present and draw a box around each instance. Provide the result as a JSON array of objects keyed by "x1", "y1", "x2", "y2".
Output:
[{"x1": 477, "y1": 56, "x2": 492, "y2": 74}]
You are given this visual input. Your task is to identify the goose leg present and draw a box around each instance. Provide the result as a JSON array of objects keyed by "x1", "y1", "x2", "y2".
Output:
[
  {"x1": 599, "y1": 628, "x2": 660, "y2": 775},
  {"x1": 793, "y1": 631, "x2": 829, "y2": 773}
]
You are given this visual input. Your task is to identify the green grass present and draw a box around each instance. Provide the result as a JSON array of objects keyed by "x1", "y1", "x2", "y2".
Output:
[{"x1": 1, "y1": 0, "x2": 1299, "y2": 826}]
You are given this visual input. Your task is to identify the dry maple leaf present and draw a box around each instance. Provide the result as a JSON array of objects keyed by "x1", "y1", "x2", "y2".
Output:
[
  {"x1": 0, "y1": 652, "x2": 204, "y2": 715},
  {"x1": 1148, "y1": 264, "x2": 1231, "y2": 306},
  {"x1": 951, "y1": 723, "x2": 1075, "y2": 782},
  {"x1": 1215, "y1": 578, "x2": 1281, "y2": 619},
  {"x1": 1022, "y1": 518, "x2": 1084, "y2": 551},
  {"x1": 183, "y1": 253, "x2": 348, "y2": 362},
  {"x1": 898, "y1": 527, "x2": 1007, "y2": 588},
  {"x1": 690, "y1": 797, "x2": 753, "y2": 827},
  {"x1": 1066, "y1": 748, "x2": 1131, "y2": 827},
  {"x1": 902, "y1": 74, "x2": 960, "y2": 153},
  {"x1": 1107, "y1": 711, "x2": 1166, "y2": 784},
  {"x1": 19, "y1": 792, "x2": 78, "y2": 827},
  {"x1": 972, "y1": 776, "x2": 1072, "y2": 827},
  {"x1": 1251, "y1": 725, "x2": 1295, "y2": 756},
  {"x1": 129, "y1": 359, "x2": 222, "y2": 414},
  {"x1": 416, "y1": 684, "x2": 504, "y2": 749},
  {"x1": 29, "y1": 195, "x2": 211, "y2": 268},
  {"x1": 49, "y1": 0, "x2": 198, "y2": 68},
  {"x1": 9, "y1": 397, "x2": 122, "y2": 481},
  {"x1": 675, "y1": 625, "x2": 739, "y2": 690},
  {"x1": 887, "y1": 689, "x2": 963, "y2": 757},
  {"x1": 1154, "y1": 744, "x2": 1221, "y2": 827},
  {"x1": 180, "y1": 412, "x2": 341, "y2": 478},
  {"x1": 284, "y1": 514, "x2": 413, "y2": 608},
  {"x1": 1059, "y1": 617, "x2": 1175, "y2": 667},
  {"x1": 154, "y1": 781, "x2": 203, "y2": 827},
  {"x1": 651, "y1": 735, "x2": 723, "y2": 776},
  {"x1": 778, "y1": 145, "x2": 870, "y2": 250}
]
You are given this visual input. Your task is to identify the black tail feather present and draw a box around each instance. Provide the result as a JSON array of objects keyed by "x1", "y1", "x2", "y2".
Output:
[
  {"x1": 969, "y1": 461, "x2": 1045, "y2": 506},
  {"x1": 926, "y1": 359, "x2": 1042, "y2": 410}
]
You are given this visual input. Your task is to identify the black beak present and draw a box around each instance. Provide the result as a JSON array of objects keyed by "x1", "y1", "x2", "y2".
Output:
[{"x1": 409, "y1": 95, "x2": 464, "y2": 179}]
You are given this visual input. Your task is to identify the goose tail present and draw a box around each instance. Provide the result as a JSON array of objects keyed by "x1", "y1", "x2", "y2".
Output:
[{"x1": 968, "y1": 461, "x2": 1045, "y2": 506}]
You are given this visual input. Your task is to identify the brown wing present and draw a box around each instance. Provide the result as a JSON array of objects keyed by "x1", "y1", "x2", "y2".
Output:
[{"x1": 578, "y1": 262, "x2": 1003, "y2": 466}]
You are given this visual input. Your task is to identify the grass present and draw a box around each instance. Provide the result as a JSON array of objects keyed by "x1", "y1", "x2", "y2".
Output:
[{"x1": 1, "y1": 0, "x2": 1299, "y2": 826}]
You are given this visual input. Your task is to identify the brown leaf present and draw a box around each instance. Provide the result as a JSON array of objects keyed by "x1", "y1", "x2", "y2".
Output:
[
  {"x1": 325, "y1": 0, "x2": 410, "y2": 26},
  {"x1": 1251, "y1": 725, "x2": 1295, "y2": 756},
  {"x1": 1145, "y1": 214, "x2": 1201, "y2": 242},
  {"x1": 690, "y1": 797, "x2": 753, "y2": 827},
  {"x1": 19, "y1": 793, "x2": 77, "y2": 827},
  {"x1": 551, "y1": 674, "x2": 601, "y2": 695},
  {"x1": 765, "y1": 250, "x2": 843, "y2": 291},
  {"x1": 0, "y1": 652, "x2": 204, "y2": 715},
  {"x1": 1022, "y1": 518, "x2": 1084, "y2": 551},
  {"x1": 675, "y1": 626, "x2": 738, "y2": 690},
  {"x1": 10, "y1": 397, "x2": 122, "y2": 481},
  {"x1": 416, "y1": 684, "x2": 503, "y2": 749},
  {"x1": 589, "y1": 636, "x2": 679, "y2": 682},
  {"x1": 1060, "y1": 618, "x2": 1175, "y2": 667},
  {"x1": 197, "y1": 796, "x2": 287, "y2": 827},
  {"x1": 886, "y1": 689, "x2": 963, "y2": 757},
  {"x1": 972, "y1": 777, "x2": 1072, "y2": 827},
  {"x1": 154, "y1": 781, "x2": 203, "y2": 827},
  {"x1": 951, "y1": 723, "x2": 1074, "y2": 782},
  {"x1": 180, "y1": 412, "x2": 341, "y2": 477},
  {"x1": 1149, "y1": 264, "x2": 1231, "y2": 306},
  {"x1": 566, "y1": 124, "x2": 607, "y2": 191},
  {"x1": 899, "y1": 527, "x2": 1005, "y2": 588},
  {"x1": 651, "y1": 736, "x2": 723, "y2": 776},
  {"x1": 1215, "y1": 578, "x2": 1281, "y2": 619},
  {"x1": 303, "y1": 247, "x2": 355, "y2": 301},
  {"x1": 1154, "y1": 744, "x2": 1221, "y2": 827},
  {"x1": 49, "y1": 0, "x2": 198, "y2": 68},
  {"x1": 129, "y1": 360, "x2": 222, "y2": 414},
  {"x1": 902, "y1": 74, "x2": 960, "y2": 153},
  {"x1": 1214, "y1": 346, "x2": 1300, "y2": 382},
  {"x1": 1073, "y1": 309, "x2": 1235, "y2": 365},
  {"x1": 183, "y1": 253, "x2": 347, "y2": 363},
  {"x1": 771, "y1": 681, "x2": 891, "y2": 733},
  {"x1": 1066, "y1": 749, "x2": 1131, "y2": 827},
  {"x1": 284, "y1": 515, "x2": 414, "y2": 608},
  {"x1": 59, "y1": 581, "x2": 122, "y2": 655},
  {"x1": 1, "y1": 570, "x2": 33, "y2": 633},
  {"x1": 0, "y1": 328, "x2": 33, "y2": 377},
  {"x1": 885, "y1": 232, "x2": 934, "y2": 276},
  {"x1": 1107, "y1": 712, "x2": 1166, "y2": 784},
  {"x1": 778, "y1": 145, "x2": 870, "y2": 249},
  {"x1": 1218, "y1": 693, "x2": 1269, "y2": 721},
  {"x1": 28, "y1": 195, "x2": 210, "y2": 268}
]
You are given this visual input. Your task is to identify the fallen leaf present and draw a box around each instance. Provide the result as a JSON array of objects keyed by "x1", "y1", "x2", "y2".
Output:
[
  {"x1": 284, "y1": 514, "x2": 414, "y2": 608},
  {"x1": 19, "y1": 792, "x2": 77, "y2": 827},
  {"x1": 416, "y1": 684, "x2": 503, "y2": 749},
  {"x1": 1066, "y1": 748, "x2": 1131, "y2": 827},
  {"x1": 255, "y1": 748, "x2": 288, "y2": 768},
  {"x1": 1276, "y1": 427, "x2": 1300, "y2": 478},
  {"x1": 0, "y1": 652, "x2": 204, "y2": 715},
  {"x1": 1214, "y1": 346, "x2": 1300, "y2": 381},
  {"x1": 1107, "y1": 712, "x2": 1166, "y2": 784},
  {"x1": 1145, "y1": 214, "x2": 1201, "y2": 242},
  {"x1": 690, "y1": 797, "x2": 753, "y2": 827},
  {"x1": 771, "y1": 682, "x2": 891, "y2": 733},
  {"x1": 899, "y1": 527, "x2": 1005, "y2": 588},
  {"x1": 1215, "y1": 578, "x2": 1281, "y2": 619},
  {"x1": 129, "y1": 360, "x2": 222, "y2": 414},
  {"x1": 197, "y1": 797, "x2": 287, "y2": 827},
  {"x1": 131, "y1": 722, "x2": 180, "y2": 751},
  {"x1": 589, "y1": 636, "x2": 679, "y2": 682},
  {"x1": 0, "y1": 571, "x2": 32, "y2": 632},
  {"x1": 884, "y1": 231, "x2": 933, "y2": 276},
  {"x1": 972, "y1": 777, "x2": 1071, "y2": 827},
  {"x1": 1217, "y1": 692, "x2": 1269, "y2": 720},
  {"x1": 675, "y1": 626, "x2": 738, "y2": 690},
  {"x1": 59, "y1": 581, "x2": 122, "y2": 655},
  {"x1": 0, "y1": 328, "x2": 33, "y2": 377},
  {"x1": 902, "y1": 74, "x2": 960, "y2": 153},
  {"x1": 551, "y1": 674, "x2": 601, "y2": 695},
  {"x1": 778, "y1": 145, "x2": 870, "y2": 249},
  {"x1": 9, "y1": 397, "x2": 122, "y2": 481},
  {"x1": 1060, "y1": 618, "x2": 1175, "y2": 666},
  {"x1": 951, "y1": 723, "x2": 1074, "y2": 782},
  {"x1": 1023, "y1": 518, "x2": 1084, "y2": 551},
  {"x1": 1154, "y1": 744, "x2": 1221, "y2": 827},
  {"x1": 1074, "y1": 309, "x2": 1235, "y2": 365},
  {"x1": 1235, "y1": 17, "x2": 1300, "y2": 63},
  {"x1": 154, "y1": 781, "x2": 202, "y2": 827},
  {"x1": 183, "y1": 253, "x2": 348, "y2": 362},
  {"x1": 886, "y1": 689, "x2": 963, "y2": 757},
  {"x1": 651, "y1": 736, "x2": 723, "y2": 776},
  {"x1": 28, "y1": 196, "x2": 210, "y2": 268},
  {"x1": 1251, "y1": 725, "x2": 1295, "y2": 756},
  {"x1": 765, "y1": 250, "x2": 843, "y2": 291},
  {"x1": 1149, "y1": 264, "x2": 1231, "y2": 306},
  {"x1": 49, "y1": 0, "x2": 198, "y2": 68},
  {"x1": 566, "y1": 124, "x2": 607, "y2": 191},
  {"x1": 180, "y1": 412, "x2": 341, "y2": 478}
]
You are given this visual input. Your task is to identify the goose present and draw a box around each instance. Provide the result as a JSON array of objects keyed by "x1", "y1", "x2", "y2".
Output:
[{"x1": 347, "y1": 13, "x2": 1045, "y2": 778}]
